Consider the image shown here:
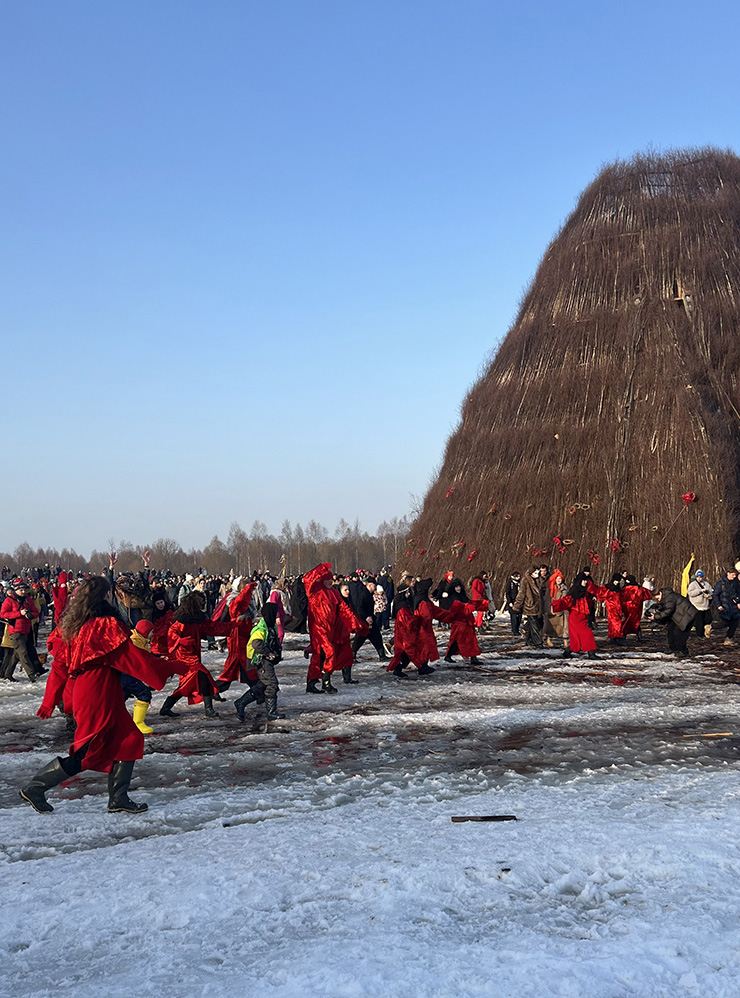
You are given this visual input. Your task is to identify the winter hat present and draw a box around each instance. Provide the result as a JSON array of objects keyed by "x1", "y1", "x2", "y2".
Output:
[
  {"x1": 185, "y1": 573, "x2": 194, "y2": 582},
  {"x1": 260, "y1": 602, "x2": 278, "y2": 628},
  {"x1": 135, "y1": 619, "x2": 154, "y2": 637},
  {"x1": 232, "y1": 576, "x2": 243, "y2": 592}
]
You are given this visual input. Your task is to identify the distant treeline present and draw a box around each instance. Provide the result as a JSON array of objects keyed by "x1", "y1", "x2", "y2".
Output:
[{"x1": 2, "y1": 516, "x2": 411, "y2": 577}]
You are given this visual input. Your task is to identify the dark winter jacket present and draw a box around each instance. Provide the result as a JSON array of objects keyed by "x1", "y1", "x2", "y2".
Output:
[
  {"x1": 650, "y1": 588, "x2": 697, "y2": 631},
  {"x1": 504, "y1": 576, "x2": 521, "y2": 608},
  {"x1": 712, "y1": 575, "x2": 740, "y2": 617},
  {"x1": 350, "y1": 583, "x2": 375, "y2": 622}
]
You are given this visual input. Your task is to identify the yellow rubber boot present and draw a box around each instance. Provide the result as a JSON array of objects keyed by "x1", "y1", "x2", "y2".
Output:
[{"x1": 133, "y1": 700, "x2": 154, "y2": 734}]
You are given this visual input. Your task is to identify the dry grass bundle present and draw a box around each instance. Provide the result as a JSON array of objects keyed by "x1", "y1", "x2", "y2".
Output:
[{"x1": 405, "y1": 148, "x2": 740, "y2": 590}]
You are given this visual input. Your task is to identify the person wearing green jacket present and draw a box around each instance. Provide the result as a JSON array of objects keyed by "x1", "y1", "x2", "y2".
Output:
[{"x1": 234, "y1": 602, "x2": 284, "y2": 721}]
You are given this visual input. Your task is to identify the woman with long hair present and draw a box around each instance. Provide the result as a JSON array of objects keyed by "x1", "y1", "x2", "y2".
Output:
[
  {"x1": 159, "y1": 591, "x2": 234, "y2": 719},
  {"x1": 20, "y1": 576, "x2": 175, "y2": 815}
]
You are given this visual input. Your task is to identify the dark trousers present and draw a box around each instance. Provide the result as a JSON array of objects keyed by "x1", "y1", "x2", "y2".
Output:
[
  {"x1": 352, "y1": 621, "x2": 386, "y2": 659},
  {"x1": 691, "y1": 608, "x2": 711, "y2": 636},
  {"x1": 2, "y1": 633, "x2": 36, "y2": 679},
  {"x1": 256, "y1": 658, "x2": 279, "y2": 698},
  {"x1": 120, "y1": 673, "x2": 152, "y2": 702},
  {"x1": 667, "y1": 621, "x2": 689, "y2": 653},
  {"x1": 719, "y1": 611, "x2": 740, "y2": 638},
  {"x1": 509, "y1": 610, "x2": 522, "y2": 635},
  {"x1": 524, "y1": 615, "x2": 544, "y2": 648}
]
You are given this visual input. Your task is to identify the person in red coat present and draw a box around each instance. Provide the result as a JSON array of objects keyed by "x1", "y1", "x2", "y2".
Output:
[
  {"x1": 159, "y1": 592, "x2": 234, "y2": 719},
  {"x1": 552, "y1": 576, "x2": 598, "y2": 658},
  {"x1": 1, "y1": 579, "x2": 40, "y2": 681},
  {"x1": 36, "y1": 626, "x2": 75, "y2": 728},
  {"x1": 435, "y1": 597, "x2": 487, "y2": 664},
  {"x1": 214, "y1": 580, "x2": 260, "y2": 693},
  {"x1": 20, "y1": 576, "x2": 175, "y2": 814},
  {"x1": 51, "y1": 570, "x2": 69, "y2": 625},
  {"x1": 413, "y1": 578, "x2": 440, "y2": 669},
  {"x1": 149, "y1": 587, "x2": 174, "y2": 657},
  {"x1": 620, "y1": 575, "x2": 653, "y2": 640},
  {"x1": 589, "y1": 574, "x2": 626, "y2": 643},
  {"x1": 386, "y1": 586, "x2": 423, "y2": 679},
  {"x1": 303, "y1": 563, "x2": 368, "y2": 693},
  {"x1": 470, "y1": 575, "x2": 488, "y2": 628}
]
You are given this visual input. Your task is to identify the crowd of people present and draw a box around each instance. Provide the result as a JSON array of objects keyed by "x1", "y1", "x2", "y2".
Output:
[
  {"x1": 501, "y1": 557, "x2": 740, "y2": 659},
  {"x1": 3, "y1": 552, "x2": 739, "y2": 816}
]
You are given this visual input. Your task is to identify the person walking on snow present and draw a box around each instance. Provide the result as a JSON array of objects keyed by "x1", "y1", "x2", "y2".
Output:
[
  {"x1": 303, "y1": 563, "x2": 368, "y2": 693},
  {"x1": 20, "y1": 576, "x2": 175, "y2": 814},
  {"x1": 512, "y1": 567, "x2": 544, "y2": 649},
  {"x1": 160, "y1": 592, "x2": 234, "y2": 719},
  {"x1": 551, "y1": 575, "x2": 598, "y2": 660},
  {"x1": 647, "y1": 586, "x2": 697, "y2": 658},
  {"x1": 234, "y1": 602, "x2": 284, "y2": 721}
]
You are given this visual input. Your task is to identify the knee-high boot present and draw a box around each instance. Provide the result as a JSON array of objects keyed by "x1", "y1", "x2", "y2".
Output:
[
  {"x1": 159, "y1": 694, "x2": 181, "y2": 718},
  {"x1": 133, "y1": 700, "x2": 153, "y2": 734},
  {"x1": 321, "y1": 671, "x2": 337, "y2": 694},
  {"x1": 203, "y1": 695, "x2": 219, "y2": 719},
  {"x1": 20, "y1": 757, "x2": 74, "y2": 813},
  {"x1": 107, "y1": 760, "x2": 147, "y2": 813},
  {"x1": 265, "y1": 696, "x2": 286, "y2": 721}
]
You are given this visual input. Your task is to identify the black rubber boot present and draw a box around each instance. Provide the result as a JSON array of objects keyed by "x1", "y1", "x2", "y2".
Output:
[
  {"x1": 203, "y1": 695, "x2": 220, "y2": 719},
  {"x1": 107, "y1": 761, "x2": 148, "y2": 813},
  {"x1": 234, "y1": 689, "x2": 255, "y2": 720},
  {"x1": 342, "y1": 667, "x2": 358, "y2": 685},
  {"x1": 418, "y1": 663, "x2": 435, "y2": 675},
  {"x1": 470, "y1": 657, "x2": 482, "y2": 665},
  {"x1": 159, "y1": 695, "x2": 181, "y2": 718},
  {"x1": 587, "y1": 649, "x2": 598, "y2": 660},
  {"x1": 20, "y1": 757, "x2": 69, "y2": 813},
  {"x1": 265, "y1": 697, "x2": 286, "y2": 721},
  {"x1": 562, "y1": 649, "x2": 572, "y2": 659},
  {"x1": 444, "y1": 655, "x2": 455, "y2": 663},
  {"x1": 392, "y1": 664, "x2": 409, "y2": 679},
  {"x1": 306, "y1": 679, "x2": 323, "y2": 694},
  {"x1": 321, "y1": 671, "x2": 338, "y2": 694}
]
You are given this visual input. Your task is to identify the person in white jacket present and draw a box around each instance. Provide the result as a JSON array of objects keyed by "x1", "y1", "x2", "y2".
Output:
[{"x1": 687, "y1": 570, "x2": 713, "y2": 638}]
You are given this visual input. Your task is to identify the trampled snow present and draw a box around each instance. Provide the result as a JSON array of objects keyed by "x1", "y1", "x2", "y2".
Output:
[{"x1": 2, "y1": 622, "x2": 740, "y2": 997}]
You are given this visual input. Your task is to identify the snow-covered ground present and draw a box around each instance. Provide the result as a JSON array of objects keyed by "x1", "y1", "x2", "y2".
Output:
[{"x1": 2, "y1": 622, "x2": 740, "y2": 997}]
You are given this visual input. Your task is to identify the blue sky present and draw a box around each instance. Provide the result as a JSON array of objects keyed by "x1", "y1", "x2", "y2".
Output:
[{"x1": 2, "y1": 0, "x2": 739, "y2": 553}]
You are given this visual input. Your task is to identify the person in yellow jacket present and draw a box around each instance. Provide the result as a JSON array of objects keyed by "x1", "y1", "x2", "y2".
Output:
[{"x1": 125, "y1": 620, "x2": 155, "y2": 734}]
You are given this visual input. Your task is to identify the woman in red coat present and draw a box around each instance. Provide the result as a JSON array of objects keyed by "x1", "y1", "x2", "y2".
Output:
[
  {"x1": 149, "y1": 587, "x2": 174, "y2": 657},
  {"x1": 470, "y1": 575, "x2": 488, "y2": 627},
  {"x1": 589, "y1": 574, "x2": 625, "y2": 642},
  {"x1": 303, "y1": 563, "x2": 367, "y2": 693},
  {"x1": 552, "y1": 576, "x2": 598, "y2": 658},
  {"x1": 620, "y1": 575, "x2": 653, "y2": 640},
  {"x1": 214, "y1": 580, "x2": 259, "y2": 692},
  {"x1": 159, "y1": 592, "x2": 234, "y2": 719},
  {"x1": 435, "y1": 598, "x2": 487, "y2": 664},
  {"x1": 36, "y1": 626, "x2": 75, "y2": 725},
  {"x1": 20, "y1": 576, "x2": 174, "y2": 815},
  {"x1": 386, "y1": 586, "x2": 427, "y2": 679},
  {"x1": 413, "y1": 578, "x2": 440, "y2": 668}
]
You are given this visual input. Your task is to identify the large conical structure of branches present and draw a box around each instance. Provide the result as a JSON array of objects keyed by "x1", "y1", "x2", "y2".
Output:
[{"x1": 406, "y1": 148, "x2": 740, "y2": 587}]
